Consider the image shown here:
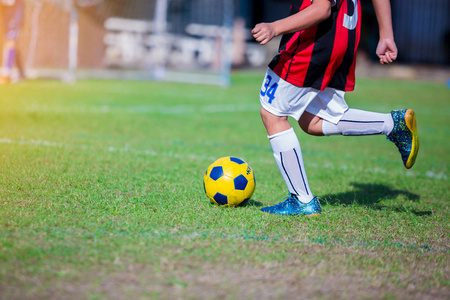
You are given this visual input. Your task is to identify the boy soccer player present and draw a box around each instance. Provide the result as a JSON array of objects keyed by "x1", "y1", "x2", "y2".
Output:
[
  {"x1": 0, "y1": 0, "x2": 24, "y2": 84},
  {"x1": 252, "y1": 0, "x2": 419, "y2": 216}
]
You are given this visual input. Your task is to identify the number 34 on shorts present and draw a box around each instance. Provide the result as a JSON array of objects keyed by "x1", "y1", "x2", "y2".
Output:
[{"x1": 260, "y1": 74, "x2": 279, "y2": 104}]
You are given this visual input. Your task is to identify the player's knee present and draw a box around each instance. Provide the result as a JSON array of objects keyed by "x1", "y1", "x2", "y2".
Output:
[
  {"x1": 298, "y1": 113, "x2": 324, "y2": 136},
  {"x1": 299, "y1": 121, "x2": 311, "y2": 134},
  {"x1": 299, "y1": 123, "x2": 321, "y2": 136},
  {"x1": 260, "y1": 107, "x2": 291, "y2": 135}
]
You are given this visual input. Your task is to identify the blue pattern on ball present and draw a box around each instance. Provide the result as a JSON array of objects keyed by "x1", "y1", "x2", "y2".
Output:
[
  {"x1": 210, "y1": 166, "x2": 223, "y2": 180},
  {"x1": 234, "y1": 174, "x2": 248, "y2": 190},
  {"x1": 230, "y1": 157, "x2": 245, "y2": 164},
  {"x1": 213, "y1": 193, "x2": 228, "y2": 205}
]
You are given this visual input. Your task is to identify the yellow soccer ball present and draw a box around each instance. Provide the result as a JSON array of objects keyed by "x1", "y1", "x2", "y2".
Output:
[{"x1": 203, "y1": 156, "x2": 256, "y2": 207}]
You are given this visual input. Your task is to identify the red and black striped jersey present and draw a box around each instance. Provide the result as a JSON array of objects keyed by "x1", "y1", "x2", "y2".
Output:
[{"x1": 269, "y1": 0, "x2": 361, "y2": 91}]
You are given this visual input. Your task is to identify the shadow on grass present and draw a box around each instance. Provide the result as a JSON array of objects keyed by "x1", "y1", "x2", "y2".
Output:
[
  {"x1": 240, "y1": 199, "x2": 263, "y2": 207},
  {"x1": 321, "y1": 182, "x2": 431, "y2": 216},
  {"x1": 207, "y1": 199, "x2": 263, "y2": 207}
]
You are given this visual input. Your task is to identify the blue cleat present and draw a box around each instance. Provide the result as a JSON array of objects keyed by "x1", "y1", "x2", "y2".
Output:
[
  {"x1": 260, "y1": 194, "x2": 321, "y2": 216},
  {"x1": 387, "y1": 109, "x2": 419, "y2": 169}
]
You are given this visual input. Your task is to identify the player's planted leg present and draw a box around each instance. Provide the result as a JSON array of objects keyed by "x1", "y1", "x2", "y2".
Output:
[
  {"x1": 261, "y1": 194, "x2": 321, "y2": 216},
  {"x1": 259, "y1": 112, "x2": 321, "y2": 216}
]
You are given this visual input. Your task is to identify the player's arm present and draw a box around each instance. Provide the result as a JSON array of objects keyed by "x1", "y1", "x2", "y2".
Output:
[
  {"x1": 372, "y1": 0, "x2": 398, "y2": 64},
  {"x1": 252, "y1": 0, "x2": 333, "y2": 45}
]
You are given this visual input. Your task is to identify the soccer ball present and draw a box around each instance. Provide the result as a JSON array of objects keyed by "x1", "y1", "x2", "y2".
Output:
[{"x1": 203, "y1": 156, "x2": 256, "y2": 207}]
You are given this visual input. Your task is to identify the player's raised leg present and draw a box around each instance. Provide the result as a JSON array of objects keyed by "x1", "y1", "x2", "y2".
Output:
[
  {"x1": 319, "y1": 108, "x2": 419, "y2": 168},
  {"x1": 321, "y1": 108, "x2": 393, "y2": 136},
  {"x1": 386, "y1": 109, "x2": 419, "y2": 169}
]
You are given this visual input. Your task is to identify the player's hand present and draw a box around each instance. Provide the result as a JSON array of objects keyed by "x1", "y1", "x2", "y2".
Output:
[
  {"x1": 252, "y1": 23, "x2": 276, "y2": 45},
  {"x1": 376, "y1": 38, "x2": 398, "y2": 65}
]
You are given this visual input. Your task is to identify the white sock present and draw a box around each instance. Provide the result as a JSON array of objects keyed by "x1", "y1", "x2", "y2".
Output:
[
  {"x1": 268, "y1": 128, "x2": 314, "y2": 203},
  {"x1": 322, "y1": 108, "x2": 394, "y2": 136}
]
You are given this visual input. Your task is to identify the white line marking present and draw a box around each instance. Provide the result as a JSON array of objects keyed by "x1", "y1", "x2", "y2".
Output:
[
  {"x1": 0, "y1": 138, "x2": 447, "y2": 180},
  {"x1": 12, "y1": 103, "x2": 260, "y2": 115},
  {"x1": 0, "y1": 138, "x2": 216, "y2": 162}
]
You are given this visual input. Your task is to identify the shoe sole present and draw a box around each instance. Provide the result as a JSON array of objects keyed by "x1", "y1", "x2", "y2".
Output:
[
  {"x1": 404, "y1": 109, "x2": 419, "y2": 169},
  {"x1": 260, "y1": 210, "x2": 321, "y2": 217}
]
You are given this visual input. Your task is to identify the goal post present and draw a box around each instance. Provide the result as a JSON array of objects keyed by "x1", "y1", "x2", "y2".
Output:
[{"x1": 20, "y1": 0, "x2": 236, "y2": 86}]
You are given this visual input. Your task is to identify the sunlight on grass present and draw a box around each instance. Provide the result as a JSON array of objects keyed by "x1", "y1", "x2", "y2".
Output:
[{"x1": 0, "y1": 73, "x2": 449, "y2": 299}]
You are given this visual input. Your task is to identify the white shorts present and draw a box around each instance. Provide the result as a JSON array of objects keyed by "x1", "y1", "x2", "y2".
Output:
[{"x1": 259, "y1": 68, "x2": 349, "y2": 124}]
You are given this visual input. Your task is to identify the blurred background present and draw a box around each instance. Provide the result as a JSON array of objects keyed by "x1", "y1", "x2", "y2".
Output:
[{"x1": 1, "y1": 0, "x2": 449, "y2": 86}]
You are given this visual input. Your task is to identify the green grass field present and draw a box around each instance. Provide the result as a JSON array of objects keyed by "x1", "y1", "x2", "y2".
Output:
[{"x1": 0, "y1": 72, "x2": 449, "y2": 299}]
